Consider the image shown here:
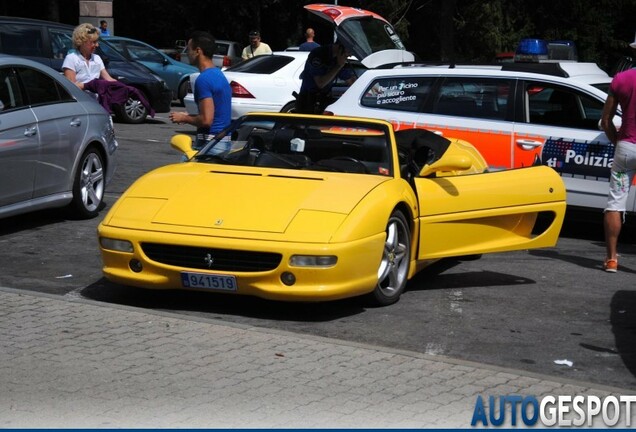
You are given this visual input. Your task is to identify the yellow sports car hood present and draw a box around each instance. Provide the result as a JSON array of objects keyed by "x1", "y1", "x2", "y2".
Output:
[{"x1": 107, "y1": 164, "x2": 389, "y2": 236}]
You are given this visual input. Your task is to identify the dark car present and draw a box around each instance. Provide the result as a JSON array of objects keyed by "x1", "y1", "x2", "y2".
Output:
[
  {"x1": 0, "y1": 16, "x2": 172, "y2": 123},
  {"x1": 103, "y1": 35, "x2": 197, "y2": 105}
]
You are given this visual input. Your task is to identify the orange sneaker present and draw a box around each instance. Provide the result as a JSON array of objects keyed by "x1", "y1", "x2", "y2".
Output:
[{"x1": 604, "y1": 259, "x2": 618, "y2": 273}]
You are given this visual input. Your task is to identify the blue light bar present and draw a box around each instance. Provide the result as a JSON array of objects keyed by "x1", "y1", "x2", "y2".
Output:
[{"x1": 514, "y1": 38, "x2": 549, "y2": 62}]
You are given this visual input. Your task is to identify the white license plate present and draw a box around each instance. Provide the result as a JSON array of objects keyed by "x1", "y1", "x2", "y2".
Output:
[{"x1": 180, "y1": 272, "x2": 237, "y2": 291}]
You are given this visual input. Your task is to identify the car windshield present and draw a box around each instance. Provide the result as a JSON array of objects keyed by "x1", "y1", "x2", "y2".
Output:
[
  {"x1": 193, "y1": 115, "x2": 393, "y2": 176},
  {"x1": 96, "y1": 38, "x2": 128, "y2": 62},
  {"x1": 226, "y1": 55, "x2": 295, "y2": 74},
  {"x1": 216, "y1": 42, "x2": 229, "y2": 56}
]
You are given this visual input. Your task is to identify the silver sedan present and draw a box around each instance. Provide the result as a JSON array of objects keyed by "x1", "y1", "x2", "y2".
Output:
[{"x1": 0, "y1": 55, "x2": 118, "y2": 219}]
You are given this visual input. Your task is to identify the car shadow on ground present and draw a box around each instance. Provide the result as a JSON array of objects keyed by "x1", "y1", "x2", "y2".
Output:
[
  {"x1": 529, "y1": 248, "x2": 636, "y2": 274},
  {"x1": 80, "y1": 255, "x2": 538, "y2": 322},
  {"x1": 80, "y1": 277, "x2": 367, "y2": 322},
  {"x1": 0, "y1": 207, "x2": 85, "y2": 236},
  {"x1": 406, "y1": 258, "x2": 536, "y2": 292}
]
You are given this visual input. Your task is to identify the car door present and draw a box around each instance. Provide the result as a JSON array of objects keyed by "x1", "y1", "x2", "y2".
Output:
[
  {"x1": 413, "y1": 166, "x2": 566, "y2": 259},
  {"x1": 16, "y1": 66, "x2": 88, "y2": 198},
  {"x1": 511, "y1": 80, "x2": 629, "y2": 212},
  {"x1": 0, "y1": 66, "x2": 38, "y2": 207}
]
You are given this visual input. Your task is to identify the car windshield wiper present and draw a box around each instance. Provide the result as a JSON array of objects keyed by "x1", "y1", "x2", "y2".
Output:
[{"x1": 193, "y1": 153, "x2": 227, "y2": 163}]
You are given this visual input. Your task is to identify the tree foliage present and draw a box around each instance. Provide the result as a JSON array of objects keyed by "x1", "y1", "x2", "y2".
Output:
[{"x1": 4, "y1": 0, "x2": 635, "y2": 71}]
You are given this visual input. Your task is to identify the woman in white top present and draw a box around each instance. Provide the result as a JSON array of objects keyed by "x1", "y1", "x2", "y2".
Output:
[{"x1": 62, "y1": 23, "x2": 116, "y2": 90}]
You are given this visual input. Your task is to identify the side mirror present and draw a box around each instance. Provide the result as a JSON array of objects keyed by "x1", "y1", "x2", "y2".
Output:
[
  {"x1": 419, "y1": 155, "x2": 473, "y2": 177},
  {"x1": 170, "y1": 134, "x2": 197, "y2": 160},
  {"x1": 418, "y1": 137, "x2": 488, "y2": 177}
]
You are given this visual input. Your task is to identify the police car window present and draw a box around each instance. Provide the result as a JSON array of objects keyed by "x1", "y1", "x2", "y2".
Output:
[
  {"x1": 361, "y1": 77, "x2": 433, "y2": 112},
  {"x1": 434, "y1": 77, "x2": 510, "y2": 120},
  {"x1": 526, "y1": 82, "x2": 603, "y2": 130}
]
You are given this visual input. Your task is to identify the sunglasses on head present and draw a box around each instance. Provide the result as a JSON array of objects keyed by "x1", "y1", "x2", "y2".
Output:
[{"x1": 87, "y1": 27, "x2": 97, "y2": 34}]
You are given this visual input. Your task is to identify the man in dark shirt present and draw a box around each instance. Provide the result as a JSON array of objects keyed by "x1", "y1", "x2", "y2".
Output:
[{"x1": 295, "y1": 41, "x2": 355, "y2": 114}]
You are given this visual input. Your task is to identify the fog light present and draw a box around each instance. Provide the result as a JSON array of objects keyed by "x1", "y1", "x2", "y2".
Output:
[
  {"x1": 129, "y1": 259, "x2": 143, "y2": 273},
  {"x1": 281, "y1": 272, "x2": 296, "y2": 286}
]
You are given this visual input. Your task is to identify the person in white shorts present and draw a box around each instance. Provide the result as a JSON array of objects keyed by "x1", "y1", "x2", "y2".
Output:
[{"x1": 600, "y1": 37, "x2": 636, "y2": 272}]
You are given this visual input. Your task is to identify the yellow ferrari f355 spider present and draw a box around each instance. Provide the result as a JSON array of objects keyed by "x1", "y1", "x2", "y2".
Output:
[{"x1": 98, "y1": 113, "x2": 566, "y2": 306}]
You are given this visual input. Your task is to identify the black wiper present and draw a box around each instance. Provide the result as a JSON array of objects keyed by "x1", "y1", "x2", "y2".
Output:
[{"x1": 193, "y1": 153, "x2": 226, "y2": 163}]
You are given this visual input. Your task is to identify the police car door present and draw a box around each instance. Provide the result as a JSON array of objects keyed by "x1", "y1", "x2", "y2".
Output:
[
  {"x1": 418, "y1": 76, "x2": 516, "y2": 172},
  {"x1": 512, "y1": 80, "x2": 631, "y2": 212}
]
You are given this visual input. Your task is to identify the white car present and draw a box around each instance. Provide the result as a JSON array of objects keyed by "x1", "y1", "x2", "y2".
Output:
[
  {"x1": 325, "y1": 60, "x2": 629, "y2": 213},
  {"x1": 184, "y1": 51, "x2": 309, "y2": 118}
]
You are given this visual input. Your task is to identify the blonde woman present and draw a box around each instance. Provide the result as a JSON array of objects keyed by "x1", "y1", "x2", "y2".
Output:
[{"x1": 62, "y1": 23, "x2": 116, "y2": 90}]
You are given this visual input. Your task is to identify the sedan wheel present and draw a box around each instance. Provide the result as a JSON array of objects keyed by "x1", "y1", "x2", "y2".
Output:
[
  {"x1": 280, "y1": 101, "x2": 296, "y2": 113},
  {"x1": 370, "y1": 210, "x2": 411, "y2": 306},
  {"x1": 114, "y1": 96, "x2": 148, "y2": 124},
  {"x1": 69, "y1": 146, "x2": 104, "y2": 219}
]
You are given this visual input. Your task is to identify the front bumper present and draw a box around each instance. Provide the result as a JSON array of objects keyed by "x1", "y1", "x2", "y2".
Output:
[{"x1": 98, "y1": 225, "x2": 385, "y2": 302}]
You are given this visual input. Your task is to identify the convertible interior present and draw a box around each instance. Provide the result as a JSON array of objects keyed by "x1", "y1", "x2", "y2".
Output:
[{"x1": 195, "y1": 120, "x2": 394, "y2": 176}]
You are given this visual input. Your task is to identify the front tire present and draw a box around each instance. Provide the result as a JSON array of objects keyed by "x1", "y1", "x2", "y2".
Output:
[
  {"x1": 68, "y1": 146, "x2": 105, "y2": 219},
  {"x1": 369, "y1": 210, "x2": 411, "y2": 306},
  {"x1": 114, "y1": 95, "x2": 148, "y2": 124}
]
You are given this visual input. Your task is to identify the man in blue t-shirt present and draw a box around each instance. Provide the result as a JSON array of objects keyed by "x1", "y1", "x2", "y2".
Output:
[
  {"x1": 296, "y1": 41, "x2": 355, "y2": 114},
  {"x1": 170, "y1": 31, "x2": 231, "y2": 151},
  {"x1": 298, "y1": 28, "x2": 320, "y2": 52},
  {"x1": 99, "y1": 20, "x2": 110, "y2": 36}
]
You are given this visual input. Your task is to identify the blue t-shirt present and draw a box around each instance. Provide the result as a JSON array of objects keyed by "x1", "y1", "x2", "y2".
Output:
[
  {"x1": 299, "y1": 41, "x2": 320, "y2": 52},
  {"x1": 194, "y1": 67, "x2": 232, "y2": 135}
]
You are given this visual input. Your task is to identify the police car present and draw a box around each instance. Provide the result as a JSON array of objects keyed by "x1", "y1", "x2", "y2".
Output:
[{"x1": 326, "y1": 40, "x2": 630, "y2": 214}]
